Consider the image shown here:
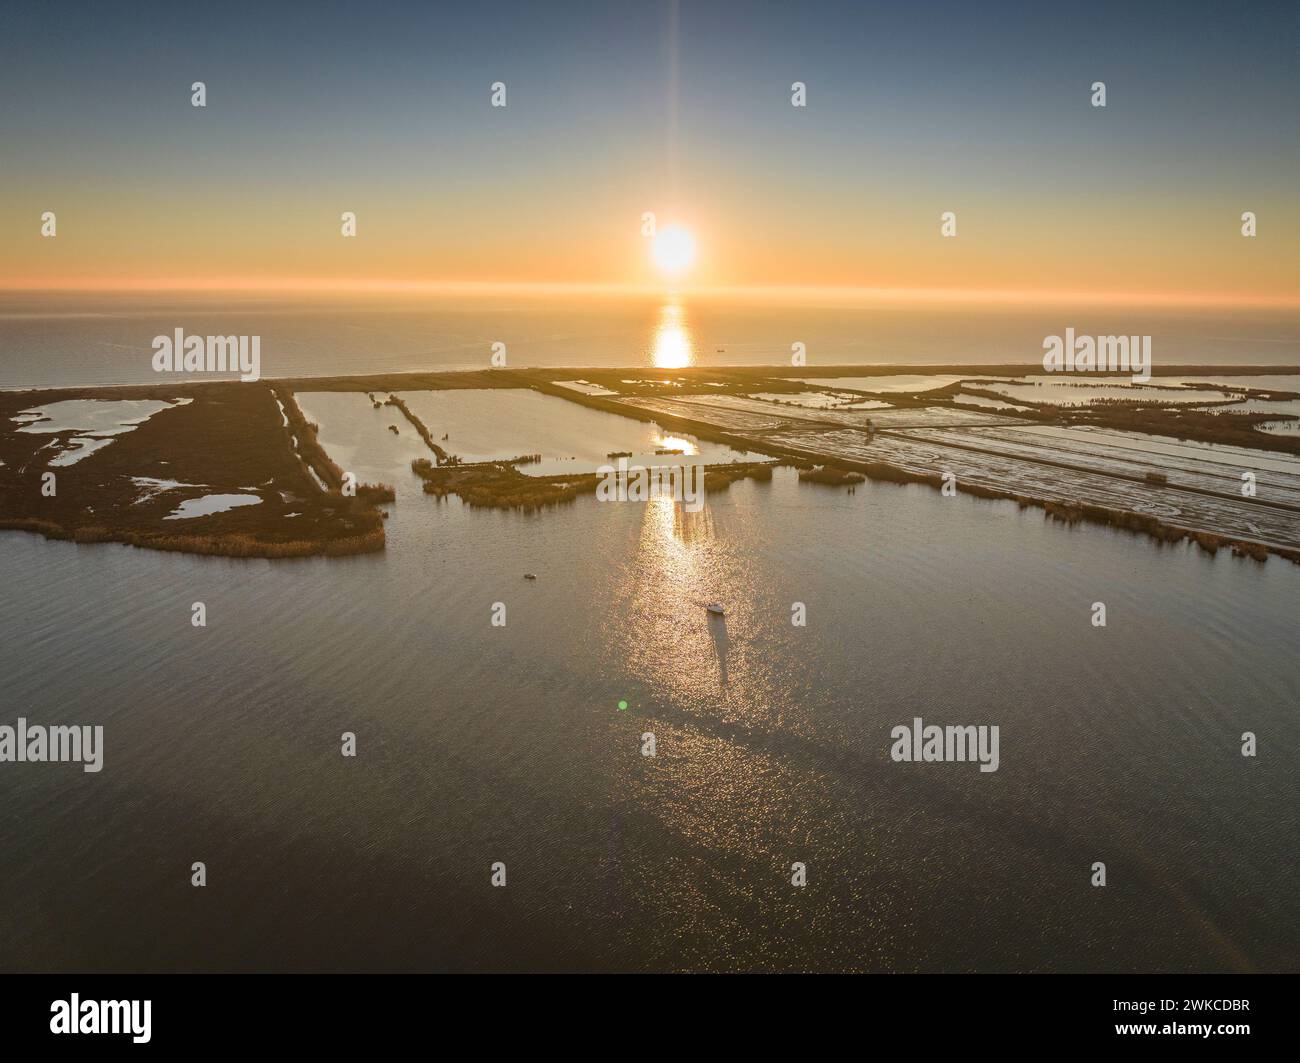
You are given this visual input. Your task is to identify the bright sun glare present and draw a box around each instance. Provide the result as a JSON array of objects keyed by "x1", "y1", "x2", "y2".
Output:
[{"x1": 652, "y1": 225, "x2": 696, "y2": 275}]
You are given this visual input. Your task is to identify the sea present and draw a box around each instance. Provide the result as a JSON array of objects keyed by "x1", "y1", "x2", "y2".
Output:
[{"x1": 2, "y1": 291, "x2": 1298, "y2": 388}]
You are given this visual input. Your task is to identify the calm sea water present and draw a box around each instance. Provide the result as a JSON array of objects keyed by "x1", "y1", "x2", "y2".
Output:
[
  {"x1": 0, "y1": 394, "x2": 1296, "y2": 969},
  {"x1": 2, "y1": 292, "x2": 1299, "y2": 388}
]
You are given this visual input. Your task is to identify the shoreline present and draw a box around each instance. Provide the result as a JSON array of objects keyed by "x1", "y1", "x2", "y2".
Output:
[{"x1": 1, "y1": 367, "x2": 1298, "y2": 564}]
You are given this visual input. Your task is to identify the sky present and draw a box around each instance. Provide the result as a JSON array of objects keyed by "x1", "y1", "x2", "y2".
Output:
[{"x1": 1, "y1": 0, "x2": 1297, "y2": 304}]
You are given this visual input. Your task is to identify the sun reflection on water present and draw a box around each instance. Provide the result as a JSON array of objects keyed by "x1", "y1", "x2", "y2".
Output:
[
  {"x1": 622, "y1": 494, "x2": 731, "y2": 697},
  {"x1": 653, "y1": 433, "x2": 699, "y2": 456},
  {"x1": 651, "y1": 303, "x2": 694, "y2": 369}
]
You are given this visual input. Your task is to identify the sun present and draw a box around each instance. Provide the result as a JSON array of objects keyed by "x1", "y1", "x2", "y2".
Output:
[{"x1": 652, "y1": 225, "x2": 696, "y2": 275}]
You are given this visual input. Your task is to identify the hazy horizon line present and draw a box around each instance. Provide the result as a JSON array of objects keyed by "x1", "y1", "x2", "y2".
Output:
[{"x1": 3, "y1": 279, "x2": 1299, "y2": 311}]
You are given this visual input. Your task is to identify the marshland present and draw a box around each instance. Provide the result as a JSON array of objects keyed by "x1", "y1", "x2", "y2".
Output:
[{"x1": 3, "y1": 364, "x2": 1299, "y2": 562}]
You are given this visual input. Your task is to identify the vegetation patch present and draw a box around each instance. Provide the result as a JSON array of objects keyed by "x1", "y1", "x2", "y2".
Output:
[
  {"x1": 411, "y1": 457, "x2": 598, "y2": 511},
  {"x1": 383, "y1": 394, "x2": 449, "y2": 460},
  {"x1": 0, "y1": 386, "x2": 385, "y2": 558},
  {"x1": 798, "y1": 465, "x2": 867, "y2": 486}
]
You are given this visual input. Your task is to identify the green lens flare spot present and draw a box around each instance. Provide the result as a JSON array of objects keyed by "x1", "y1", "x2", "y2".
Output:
[{"x1": 617, "y1": 700, "x2": 628, "y2": 711}]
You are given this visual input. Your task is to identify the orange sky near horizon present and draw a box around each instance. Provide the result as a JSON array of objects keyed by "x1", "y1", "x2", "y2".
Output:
[
  {"x1": 3, "y1": 194, "x2": 1297, "y2": 309},
  {"x1": 4, "y1": 167, "x2": 1296, "y2": 307},
  {"x1": 5, "y1": 3, "x2": 1297, "y2": 311}
]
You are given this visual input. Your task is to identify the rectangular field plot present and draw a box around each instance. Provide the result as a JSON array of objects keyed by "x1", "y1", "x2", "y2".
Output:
[
  {"x1": 397, "y1": 389, "x2": 761, "y2": 474},
  {"x1": 971, "y1": 425, "x2": 1300, "y2": 475},
  {"x1": 859, "y1": 407, "x2": 1026, "y2": 429},
  {"x1": 616, "y1": 395, "x2": 1022, "y2": 432},
  {"x1": 295, "y1": 392, "x2": 432, "y2": 499},
  {"x1": 763, "y1": 427, "x2": 1300, "y2": 551},
  {"x1": 895, "y1": 424, "x2": 1300, "y2": 506},
  {"x1": 791, "y1": 374, "x2": 998, "y2": 393},
  {"x1": 980, "y1": 380, "x2": 1239, "y2": 407},
  {"x1": 611, "y1": 395, "x2": 792, "y2": 433}
]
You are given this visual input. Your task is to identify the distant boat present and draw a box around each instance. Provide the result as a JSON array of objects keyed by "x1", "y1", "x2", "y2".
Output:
[
  {"x1": 523, "y1": 573, "x2": 537, "y2": 580},
  {"x1": 705, "y1": 602, "x2": 725, "y2": 616}
]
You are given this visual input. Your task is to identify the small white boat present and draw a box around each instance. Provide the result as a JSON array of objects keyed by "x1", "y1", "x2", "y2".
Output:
[
  {"x1": 705, "y1": 602, "x2": 726, "y2": 616},
  {"x1": 523, "y1": 573, "x2": 537, "y2": 580}
]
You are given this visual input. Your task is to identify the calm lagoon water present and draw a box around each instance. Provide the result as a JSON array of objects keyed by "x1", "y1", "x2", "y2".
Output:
[
  {"x1": 0, "y1": 395, "x2": 1296, "y2": 971},
  {"x1": 298, "y1": 389, "x2": 760, "y2": 482},
  {"x1": 11, "y1": 398, "x2": 187, "y2": 467},
  {"x1": 394, "y1": 389, "x2": 759, "y2": 475}
]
